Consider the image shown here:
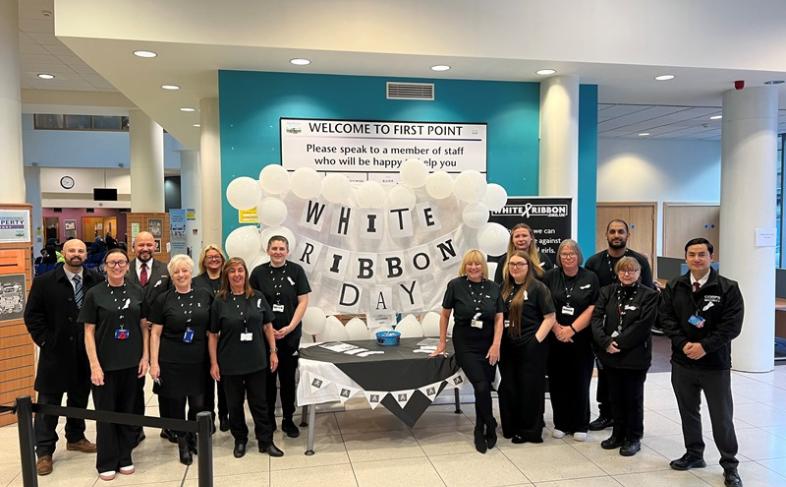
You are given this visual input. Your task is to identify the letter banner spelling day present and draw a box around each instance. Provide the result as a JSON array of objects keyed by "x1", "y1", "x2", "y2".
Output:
[
  {"x1": 280, "y1": 118, "x2": 487, "y2": 183},
  {"x1": 489, "y1": 197, "x2": 572, "y2": 262}
]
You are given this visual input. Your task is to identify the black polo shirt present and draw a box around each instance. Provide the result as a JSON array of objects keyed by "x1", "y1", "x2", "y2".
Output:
[
  {"x1": 585, "y1": 248, "x2": 654, "y2": 288},
  {"x1": 194, "y1": 273, "x2": 222, "y2": 297},
  {"x1": 503, "y1": 279, "x2": 555, "y2": 345},
  {"x1": 249, "y1": 261, "x2": 311, "y2": 348},
  {"x1": 209, "y1": 291, "x2": 275, "y2": 375},
  {"x1": 543, "y1": 267, "x2": 600, "y2": 331},
  {"x1": 149, "y1": 287, "x2": 213, "y2": 364},
  {"x1": 442, "y1": 277, "x2": 504, "y2": 339}
]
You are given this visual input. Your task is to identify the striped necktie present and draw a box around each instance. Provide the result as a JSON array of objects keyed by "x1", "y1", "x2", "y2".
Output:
[{"x1": 73, "y1": 274, "x2": 84, "y2": 309}]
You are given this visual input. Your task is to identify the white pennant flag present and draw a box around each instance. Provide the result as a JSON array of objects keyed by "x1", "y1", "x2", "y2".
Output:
[
  {"x1": 363, "y1": 391, "x2": 386, "y2": 410},
  {"x1": 446, "y1": 371, "x2": 467, "y2": 389},
  {"x1": 336, "y1": 384, "x2": 361, "y2": 404},
  {"x1": 392, "y1": 389, "x2": 416, "y2": 409},
  {"x1": 418, "y1": 381, "x2": 444, "y2": 402},
  {"x1": 308, "y1": 373, "x2": 331, "y2": 392}
]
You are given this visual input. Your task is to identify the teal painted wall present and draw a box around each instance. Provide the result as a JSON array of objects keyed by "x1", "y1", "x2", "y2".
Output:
[
  {"x1": 219, "y1": 71, "x2": 541, "y2": 239},
  {"x1": 578, "y1": 84, "x2": 598, "y2": 255}
]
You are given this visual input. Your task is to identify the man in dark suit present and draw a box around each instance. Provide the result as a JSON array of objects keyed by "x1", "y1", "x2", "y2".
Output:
[
  {"x1": 24, "y1": 239, "x2": 103, "y2": 476},
  {"x1": 126, "y1": 231, "x2": 171, "y2": 445}
]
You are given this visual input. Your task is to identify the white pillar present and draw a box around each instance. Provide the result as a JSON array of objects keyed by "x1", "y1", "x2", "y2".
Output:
[
  {"x1": 129, "y1": 109, "x2": 165, "y2": 212},
  {"x1": 539, "y1": 75, "x2": 579, "y2": 236},
  {"x1": 720, "y1": 86, "x2": 778, "y2": 373},
  {"x1": 0, "y1": 0, "x2": 25, "y2": 203},
  {"x1": 199, "y1": 98, "x2": 222, "y2": 250},
  {"x1": 24, "y1": 165, "x2": 43, "y2": 255},
  {"x1": 179, "y1": 149, "x2": 202, "y2": 257}
]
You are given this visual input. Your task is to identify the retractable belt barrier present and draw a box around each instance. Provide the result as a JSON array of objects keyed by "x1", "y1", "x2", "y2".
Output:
[{"x1": 2, "y1": 397, "x2": 213, "y2": 487}]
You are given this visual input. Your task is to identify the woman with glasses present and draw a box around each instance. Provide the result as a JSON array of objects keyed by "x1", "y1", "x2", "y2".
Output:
[
  {"x1": 591, "y1": 256, "x2": 657, "y2": 456},
  {"x1": 249, "y1": 236, "x2": 311, "y2": 438},
  {"x1": 148, "y1": 255, "x2": 213, "y2": 465},
  {"x1": 543, "y1": 239, "x2": 599, "y2": 442},
  {"x1": 208, "y1": 257, "x2": 283, "y2": 458},
  {"x1": 433, "y1": 249, "x2": 504, "y2": 454},
  {"x1": 494, "y1": 223, "x2": 553, "y2": 284},
  {"x1": 81, "y1": 248, "x2": 148, "y2": 481},
  {"x1": 498, "y1": 251, "x2": 556, "y2": 443},
  {"x1": 194, "y1": 244, "x2": 228, "y2": 432}
]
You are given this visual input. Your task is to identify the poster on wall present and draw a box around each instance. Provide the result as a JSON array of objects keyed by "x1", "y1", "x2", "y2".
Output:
[
  {"x1": 64, "y1": 219, "x2": 77, "y2": 239},
  {"x1": 489, "y1": 197, "x2": 572, "y2": 260},
  {"x1": 0, "y1": 209, "x2": 31, "y2": 244},
  {"x1": 148, "y1": 219, "x2": 163, "y2": 238},
  {"x1": 0, "y1": 274, "x2": 26, "y2": 322},
  {"x1": 169, "y1": 209, "x2": 187, "y2": 256},
  {"x1": 280, "y1": 118, "x2": 487, "y2": 183}
]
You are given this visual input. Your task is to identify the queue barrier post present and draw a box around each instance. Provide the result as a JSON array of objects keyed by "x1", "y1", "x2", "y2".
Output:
[
  {"x1": 15, "y1": 397, "x2": 38, "y2": 487},
  {"x1": 196, "y1": 412, "x2": 213, "y2": 487}
]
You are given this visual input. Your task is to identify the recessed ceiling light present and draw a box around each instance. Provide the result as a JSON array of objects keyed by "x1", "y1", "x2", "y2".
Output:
[
  {"x1": 536, "y1": 69, "x2": 557, "y2": 76},
  {"x1": 192, "y1": 124, "x2": 201, "y2": 127},
  {"x1": 655, "y1": 74, "x2": 675, "y2": 81},
  {"x1": 710, "y1": 115, "x2": 723, "y2": 120},
  {"x1": 180, "y1": 107, "x2": 196, "y2": 112},
  {"x1": 764, "y1": 80, "x2": 785, "y2": 85},
  {"x1": 290, "y1": 58, "x2": 311, "y2": 66},
  {"x1": 133, "y1": 50, "x2": 157, "y2": 58},
  {"x1": 638, "y1": 132, "x2": 651, "y2": 136},
  {"x1": 431, "y1": 65, "x2": 451, "y2": 72},
  {"x1": 37, "y1": 73, "x2": 55, "y2": 79},
  {"x1": 161, "y1": 84, "x2": 180, "y2": 91}
]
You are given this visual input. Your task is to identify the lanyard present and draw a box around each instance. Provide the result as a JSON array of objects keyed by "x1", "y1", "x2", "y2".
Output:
[
  {"x1": 108, "y1": 282, "x2": 129, "y2": 329},
  {"x1": 615, "y1": 284, "x2": 638, "y2": 323},
  {"x1": 268, "y1": 263, "x2": 288, "y2": 305},
  {"x1": 466, "y1": 278, "x2": 487, "y2": 311},
  {"x1": 561, "y1": 271, "x2": 578, "y2": 304},
  {"x1": 176, "y1": 290, "x2": 194, "y2": 325},
  {"x1": 232, "y1": 294, "x2": 250, "y2": 332},
  {"x1": 504, "y1": 284, "x2": 522, "y2": 311}
]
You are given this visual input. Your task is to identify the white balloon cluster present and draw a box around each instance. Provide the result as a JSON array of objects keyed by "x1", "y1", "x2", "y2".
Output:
[{"x1": 300, "y1": 308, "x2": 458, "y2": 341}]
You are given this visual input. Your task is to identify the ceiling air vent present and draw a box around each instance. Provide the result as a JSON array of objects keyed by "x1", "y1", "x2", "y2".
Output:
[{"x1": 386, "y1": 82, "x2": 434, "y2": 101}]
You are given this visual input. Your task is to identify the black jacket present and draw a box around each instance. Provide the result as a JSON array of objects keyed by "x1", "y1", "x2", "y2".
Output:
[
  {"x1": 127, "y1": 258, "x2": 171, "y2": 316},
  {"x1": 591, "y1": 283, "x2": 658, "y2": 370},
  {"x1": 659, "y1": 269, "x2": 744, "y2": 370},
  {"x1": 24, "y1": 266, "x2": 103, "y2": 393}
]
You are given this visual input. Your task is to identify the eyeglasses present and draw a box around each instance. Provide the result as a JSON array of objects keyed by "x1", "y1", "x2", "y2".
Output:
[
  {"x1": 560, "y1": 252, "x2": 577, "y2": 258},
  {"x1": 105, "y1": 260, "x2": 128, "y2": 268},
  {"x1": 619, "y1": 269, "x2": 640, "y2": 275},
  {"x1": 508, "y1": 262, "x2": 528, "y2": 268},
  {"x1": 206, "y1": 255, "x2": 223, "y2": 261}
]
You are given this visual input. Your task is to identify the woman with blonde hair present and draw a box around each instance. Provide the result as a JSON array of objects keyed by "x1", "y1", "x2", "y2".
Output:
[
  {"x1": 433, "y1": 249, "x2": 504, "y2": 453},
  {"x1": 494, "y1": 223, "x2": 553, "y2": 283}
]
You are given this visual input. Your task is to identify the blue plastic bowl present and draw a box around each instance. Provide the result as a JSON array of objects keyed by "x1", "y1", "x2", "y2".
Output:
[{"x1": 375, "y1": 330, "x2": 401, "y2": 346}]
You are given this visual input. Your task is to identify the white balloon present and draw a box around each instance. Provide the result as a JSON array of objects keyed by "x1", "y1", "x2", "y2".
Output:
[
  {"x1": 302, "y1": 307, "x2": 327, "y2": 336},
  {"x1": 462, "y1": 202, "x2": 490, "y2": 229},
  {"x1": 356, "y1": 181, "x2": 387, "y2": 209},
  {"x1": 454, "y1": 170, "x2": 487, "y2": 203},
  {"x1": 400, "y1": 158, "x2": 428, "y2": 188},
  {"x1": 321, "y1": 173, "x2": 352, "y2": 204},
  {"x1": 247, "y1": 253, "x2": 270, "y2": 273},
  {"x1": 224, "y1": 225, "x2": 261, "y2": 263},
  {"x1": 396, "y1": 318, "x2": 424, "y2": 338},
  {"x1": 345, "y1": 317, "x2": 368, "y2": 340},
  {"x1": 257, "y1": 197, "x2": 288, "y2": 226},
  {"x1": 482, "y1": 183, "x2": 508, "y2": 211},
  {"x1": 425, "y1": 171, "x2": 454, "y2": 200},
  {"x1": 290, "y1": 167, "x2": 323, "y2": 199},
  {"x1": 387, "y1": 185, "x2": 416, "y2": 209},
  {"x1": 319, "y1": 316, "x2": 349, "y2": 341},
  {"x1": 420, "y1": 312, "x2": 441, "y2": 337},
  {"x1": 258, "y1": 164, "x2": 290, "y2": 195},
  {"x1": 477, "y1": 222, "x2": 511, "y2": 256},
  {"x1": 259, "y1": 226, "x2": 296, "y2": 254},
  {"x1": 226, "y1": 177, "x2": 261, "y2": 210}
]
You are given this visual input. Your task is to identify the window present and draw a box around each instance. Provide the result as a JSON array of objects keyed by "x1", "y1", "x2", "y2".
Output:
[{"x1": 34, "y1": 114, "x2": 129, "y2": 132}]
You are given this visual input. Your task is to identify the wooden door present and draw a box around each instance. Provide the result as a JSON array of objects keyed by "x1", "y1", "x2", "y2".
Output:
[
  {"x1": 43, "y1": 217, "x2": 59, "y2": 242},
  {"x1": 102, "y1": 217, "x2": 117, "y2": 239},
  {"x1": 596, "y1": 203, "x2": 657, "y2": 274},
  {"x1": 663, "y1": 204, "x2": 720, "y2": 260},
  {"x1": 81, "y1": 216, "x2": 104, "y2": 242}
]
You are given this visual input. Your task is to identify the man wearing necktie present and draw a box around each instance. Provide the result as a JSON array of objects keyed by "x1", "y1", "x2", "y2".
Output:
[
  {"x1": 660, "y1": 238, "x2": 745, "y2": 487},
  {"x1": 24, "y1": 239, "x2": 103, "y2": 476},
  {"x1": 126, "y1": 231, "x2": 171, "y2": 445}
]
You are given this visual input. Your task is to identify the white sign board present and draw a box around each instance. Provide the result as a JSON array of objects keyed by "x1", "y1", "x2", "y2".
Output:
[
  {"x1": 0, "y1": 209, "x2": 31, "y2": 244},
  {"x1": 280, "y1": 118, "x2": 486, "y2": 182}
]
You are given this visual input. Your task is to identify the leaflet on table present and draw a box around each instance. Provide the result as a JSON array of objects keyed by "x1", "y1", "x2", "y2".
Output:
[{"x1": 318, "y1": 341, "x2": 385, "y2": 357}]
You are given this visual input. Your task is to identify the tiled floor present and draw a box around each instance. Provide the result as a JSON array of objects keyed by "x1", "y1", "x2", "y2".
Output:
[{"x1": 2, "y1": 366, "x2": 786, "y2": 487}]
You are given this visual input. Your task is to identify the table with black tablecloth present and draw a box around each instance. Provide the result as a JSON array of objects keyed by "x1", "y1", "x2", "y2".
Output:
[{"x1": 297, "y1": 338, "x2": 465, "y2": 454}]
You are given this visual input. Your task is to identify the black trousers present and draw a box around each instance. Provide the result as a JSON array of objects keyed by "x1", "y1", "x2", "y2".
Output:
[
  {"x1": 158, "y1": 394, "x2": 206, "y2": 436},
  {"x1": 452, "y1": 328, "x2": 496, "y2": 430},
  {"x1": 671, "y1": 362, "x2": 739, "y2": 470},
  {"x1": 34, "y1": 383, "x2": 91, "y2": 457},
  {"x1": 595, "y1": 359, "x2": 612, "y2": 418},
  {"x1": 222, "y1": 369, "x2": 273, "y2": 445},
  {"x1": 92, "y1": 367, "x2": 138, "y2": 473},
  {"x1": 204, "y1": 375, "x2": 228, "y2": 422},
  {"x1": 547, "y1": 336, "x2": 594, "y2": 433},
  {"x1": 499, "y1": 337, "x2": 548, "y2": 439},
  {"x1": 606, "y1": 367, "x2": 646, "y2": 441},
  {"x1": 266, "y1": 343, "x2": 299, "y2": 424},
  {"x1": 132, "y1": 376, "x2": 145, "y2": 437}
]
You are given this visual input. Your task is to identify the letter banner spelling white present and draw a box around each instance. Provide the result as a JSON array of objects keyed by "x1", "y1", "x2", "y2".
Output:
[{"x1": 280, "y1": 118, "x2": 487, "y2": 182}]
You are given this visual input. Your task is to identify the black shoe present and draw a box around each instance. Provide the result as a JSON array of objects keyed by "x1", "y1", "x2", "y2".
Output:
[
  {"x1": 724, "y1": 468, "x2": 743, "y2": 487},
  {"x1": 511, "y1": 435, "x2": 526, "y2": 444},
  {"x1": 620, "y1": 439, "x2": 641, "y2": 457},
  {"x1": 669, "y1": 453, "x2": 706, "y2": 471},
  {"x1": 473, "y1": 427, "x2": 487, "y2": 454},
  {"x1": 187, "y1": 433, "x2": 198, "y2": 455},
  {"x1": 219, "y1": 416, "x2": 230, "y2": 432},
  {"x1": 601, "y1": 436, "x2": 624, "y2": 450},
  {"x1": 233, "y1": 441, "x2": 247, "y2": 458},
  {"x1": 485, "y1": 419, "x2": 498, "y2": 449},
  {"x1": 160, "y1": 429, "x2": 177, "y2": 443},
  {"x1": 177, "y1": 436, "x2": 193, "y2": 466},
  {"x1": 259, "y1": 443, "x2": 284, "y2": 457},
  {"x1": 281, "y1": 419, "x2": 300, "y2": 438},
  {"x1": 589, "y1": 416, "x2": 614, "y2": 431}
]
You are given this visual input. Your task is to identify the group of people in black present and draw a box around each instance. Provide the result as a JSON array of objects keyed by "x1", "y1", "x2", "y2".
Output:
[
  {"x1": 25, "y1": 231, "x2": 310, "y2": 481},
  {"x1": 434, "y1": 220, "x2": 745, "y2": 487}
]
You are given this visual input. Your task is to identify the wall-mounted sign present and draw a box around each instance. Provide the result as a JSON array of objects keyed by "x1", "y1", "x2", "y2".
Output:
[
  {"x1": 0, "y1": 209, "x2": 31, "y2": 244},
  {"x1": 489, "y1": 197, "x2": 572, "y2": 259}
]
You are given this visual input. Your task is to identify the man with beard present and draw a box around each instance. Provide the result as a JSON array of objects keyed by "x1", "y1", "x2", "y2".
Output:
[
  {"x1": 584, "y1": 219, "x2": 654, "y2": 431},
  {"x1": 126, "y1": 231, "x2": 171, "y2": 445},
  {"x1": 25, "y1": 239, "x2": 103, "y2": 475}
]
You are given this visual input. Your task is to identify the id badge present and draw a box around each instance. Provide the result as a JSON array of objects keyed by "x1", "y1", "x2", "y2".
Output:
[
  {"x1": 688, "y1": 314, "x2": 705, "y2": 329},
  {"x1": 503, "y1": 319, "x2": 510, "y2": 328},
  {"x1": 114, "y1": 327, "x2": 129, "y2": 341},
  {"x1": 471, "y1": 320, "x2": 484, "y2": 329},
  {"x1": 272, "y1": 304, "x2": 285, "y2": 313},
  {"x1": 240, "y1": 332, "x2": 253, "y2": 342},
  {"x1": 183, "y1": 327, "x2": 195, "y2": 344},
  {"x1": 562, "y1": 305, "x2": 575, "y2": 316}
]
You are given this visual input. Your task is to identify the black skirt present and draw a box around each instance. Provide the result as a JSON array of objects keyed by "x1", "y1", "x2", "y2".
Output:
[{"x1": 154, "y1": 361, "x2": 207, "y2": 397}]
